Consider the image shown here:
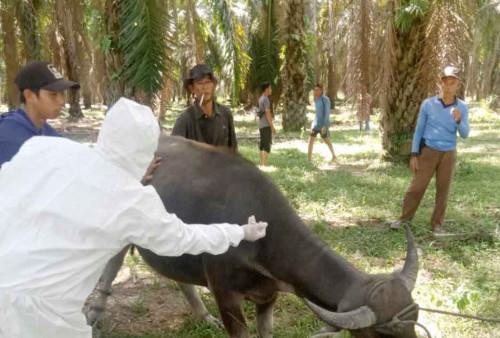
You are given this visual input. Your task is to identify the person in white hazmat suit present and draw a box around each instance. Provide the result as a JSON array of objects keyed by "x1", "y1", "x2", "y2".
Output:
[{"x1": 0, "y1": 97, "x2": 268, "y2": 338}]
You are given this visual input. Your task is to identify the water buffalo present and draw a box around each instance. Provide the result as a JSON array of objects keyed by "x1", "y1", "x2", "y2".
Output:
[{"x1": 88, "y1": 135, "x2": 421, "y2": 338}]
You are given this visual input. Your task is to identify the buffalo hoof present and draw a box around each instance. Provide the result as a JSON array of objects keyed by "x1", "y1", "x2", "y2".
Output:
[
  {"x1": 201, "y1": 313, "x2": 224, "y2": 329},
  {"x1": 86, "y1": 307, "x2": 103, "y2": 327}
]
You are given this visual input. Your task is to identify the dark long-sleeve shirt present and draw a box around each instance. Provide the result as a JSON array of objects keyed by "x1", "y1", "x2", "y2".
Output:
[{"x1": 171, "y1": 101, "x2": 237, "y2": 151}]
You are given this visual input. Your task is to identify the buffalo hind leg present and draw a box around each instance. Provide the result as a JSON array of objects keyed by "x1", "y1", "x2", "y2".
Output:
[
  {"x1": 256, "y1": 294, "x2": 277, "y2": 338},
  {"x1": 86, "y1": 245, "x2": 129, "y2": 326},
  {"x1": 212, "y1": 289, "x2": 250, "y2": 338},
  {"x1": 177, "y1": 282, "x2": 223, "y2": 328}
]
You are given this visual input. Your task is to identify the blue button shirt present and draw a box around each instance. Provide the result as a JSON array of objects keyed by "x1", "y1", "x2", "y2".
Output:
[
  {"x1": 412, "y1": 96, "x2": 470, "y2": 154},
  {"x1": 0, "y1": 109, "x2": 61, "y2": 168},
  {"x1": 313, "y1": 95, "x2": 331, "y2": 129}
]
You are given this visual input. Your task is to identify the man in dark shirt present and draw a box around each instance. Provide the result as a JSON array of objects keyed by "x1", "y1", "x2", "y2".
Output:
[
  {"x1": 171, "y1": 64, "x2": 237, "y2": 151},
  {"x1": 0, "y1": 61, "x2": 80, "y2": 168}
]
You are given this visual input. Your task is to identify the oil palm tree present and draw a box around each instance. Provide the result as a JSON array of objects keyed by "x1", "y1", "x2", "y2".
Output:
[
  {"x1": 210, "y1": 0, "x2": 251, "y2": 104},
  {"x1": 53, "y1": 0, "x2": 87, "y2": 118},
  {"x1": 17, "y1": 0, "x2": 42, "y2": 61},
  {"x1": 345, "y1": 0, "x2": 373, "y2": 123},
  {"x1": 119, "y1": 0, "x2": 172, "y2": 106},
  {"x1": 467, "y1": 1, "x2": 500, "y2": 100},
  {"x1": 377, "y1": 0, "x2": 477, "y2": 161},
  {"x1": 377, "y1": 0, "x2": 430, "y2": 161},
  {"x1": 0, "y1": 0, "x2": 21, "y2": 110},
  {"x1": 246, "y1": 0, "x2": 282, "y2": 105},
  {"x1": 282, "y1": 0, "x2": 309, "y2": 131}
]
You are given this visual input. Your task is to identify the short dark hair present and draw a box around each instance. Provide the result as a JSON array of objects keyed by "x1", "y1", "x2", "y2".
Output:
[
  {"x1": 260, "y1": 81, "x2": 271, "y2": 93},
  {"x1": 314, "y1": 83, "x2": 323, "y2": 90},
  {"x1": 19, "y1": 88, "x2": 41, "y2": 104}
]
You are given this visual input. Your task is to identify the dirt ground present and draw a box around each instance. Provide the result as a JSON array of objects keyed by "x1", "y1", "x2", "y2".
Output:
[{"x1": 85, "y1": 264, "x2": 192, "y2": 336}]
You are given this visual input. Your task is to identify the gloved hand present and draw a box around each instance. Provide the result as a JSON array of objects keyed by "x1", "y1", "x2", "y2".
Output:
[{"x1": 242, "y1": 215, "x2": 268, "y2": 242}]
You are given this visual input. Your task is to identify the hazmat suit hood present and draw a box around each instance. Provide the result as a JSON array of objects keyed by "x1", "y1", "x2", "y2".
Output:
[{"x1": 96, "y1": 98, "x2": 160, "y2": 180}]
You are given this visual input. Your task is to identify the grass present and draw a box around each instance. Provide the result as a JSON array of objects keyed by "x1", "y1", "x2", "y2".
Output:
[{"x1": 59, "y1": 101, "x2": 499, "y2": 337}]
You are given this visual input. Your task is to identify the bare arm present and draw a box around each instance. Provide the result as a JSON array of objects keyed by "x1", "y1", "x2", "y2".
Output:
[{"x1": 265, "y1": 108, "x2": 275, "y2": 133}]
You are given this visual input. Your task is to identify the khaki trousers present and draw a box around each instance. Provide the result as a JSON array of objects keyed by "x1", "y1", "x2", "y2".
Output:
[{"x1": 401, "y1": 146, "x2": 457, "y2": 228}]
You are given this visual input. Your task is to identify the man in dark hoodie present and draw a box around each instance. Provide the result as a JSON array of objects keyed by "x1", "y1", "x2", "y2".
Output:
[{"x1": 172, "y1": 64, "x2": 237, "y2": 151}]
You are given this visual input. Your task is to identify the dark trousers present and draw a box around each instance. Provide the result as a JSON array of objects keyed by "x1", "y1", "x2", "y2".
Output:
[{"x1": 401, "y1": 146, "x2": 457, "y2": 228}]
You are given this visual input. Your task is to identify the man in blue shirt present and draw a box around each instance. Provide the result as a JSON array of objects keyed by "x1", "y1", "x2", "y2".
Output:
[
  {"x1": 0, "y1": 61, "x2": 80, "y2": 168},
  {"x1": 391, "y1": 66, "x2": 470, "y2": 235},
  {"x1": 308, "y1": 84, "x2": 337, "y2": 162}
]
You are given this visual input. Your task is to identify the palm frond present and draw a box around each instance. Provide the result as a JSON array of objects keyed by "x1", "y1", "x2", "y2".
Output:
[
  {"x1": 394, "y1": 0, "x2": 429, "y2": 33},
  {"x1": 119, "y1": 0, "x2": 169, "y2": 95},
  {"x1": 211, "y1": 0, "x2": 251, "y2": 103},
  {"x1": 247, "y1": 0, "x2": 281, "y2": 94}
]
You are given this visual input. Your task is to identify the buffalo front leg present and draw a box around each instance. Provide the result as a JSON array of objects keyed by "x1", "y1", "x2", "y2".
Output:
[
  {"x1": 86, "y1": 245, "x2": 129, "y2": 326},
  {"x1": 212, "y1": 289, "x2": 250, "y2": 338},
  {"x1": 256, "y1": 295, "x2": 277, "y2": 338},
  {"x1": 177, "y1": 282, "x2": 223, "y2": 328}
]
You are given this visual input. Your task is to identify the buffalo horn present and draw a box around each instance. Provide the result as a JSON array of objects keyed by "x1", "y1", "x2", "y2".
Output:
[
  {"x1": 399, "y1": 225, "x2": 419, "y2": 292},
  {"x1": 305, "y1": 299, "x2": 376, "y2": 329}
]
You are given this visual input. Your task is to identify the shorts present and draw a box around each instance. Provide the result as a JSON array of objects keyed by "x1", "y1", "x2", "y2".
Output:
[
  {"x1": 310, "y1": 128, "x2": 330, "y2": 139},
  {"x1": 259, "y1": 127, "x2": 272, "y2": 153}
]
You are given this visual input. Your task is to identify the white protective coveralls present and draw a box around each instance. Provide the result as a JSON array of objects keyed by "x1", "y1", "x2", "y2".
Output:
[{"x1": 0, "y1": 98, "x2": 248, "y2": 338}]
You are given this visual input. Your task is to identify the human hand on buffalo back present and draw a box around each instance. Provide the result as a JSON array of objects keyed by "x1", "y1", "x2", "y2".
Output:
[
  {"x1": 242, "y1": 215, "x2": 268, "y2": 242},
  {"x1": 141, "y1": 156, "x2": 162, "y2": 185}
]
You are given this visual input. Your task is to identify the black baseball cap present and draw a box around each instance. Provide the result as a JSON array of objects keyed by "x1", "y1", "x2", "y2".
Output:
[
  {"x1": 15, "y1": 61, "x2": 80, "y2": 92},
  {"x1": 183, "y1": 64, "x2": 217, "y2": 91}
]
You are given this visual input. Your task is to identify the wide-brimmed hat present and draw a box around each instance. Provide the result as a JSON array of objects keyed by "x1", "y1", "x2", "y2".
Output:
[
  {"x1": 15, "y1": 61, "x2": 80, "y2": 92},
  {"x1": 183, "y1": 64, "x2": 217, "y2": 91},
  {"x1": 440, "y1": 66, "x2": 461, "y2": 81}
]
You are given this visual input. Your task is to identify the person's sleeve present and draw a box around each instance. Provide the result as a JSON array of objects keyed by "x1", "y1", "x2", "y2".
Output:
[
  {"x1": 0, "y1": 122, "x2": 30, "y2": 168},
  {"x1": 171, "y1": 115, "x2": 188, "y2": 137},
  {"x1": 264, "y1": 97, "x2": 270, "y2": 110},
  {"x1": 324, "y1": 97, "x2": 331, "y2": 126},
  {"x1": 227, "y1": 111, "x2": 238, "y2": 151},
  {"x1": 110, "y1": 187, "x2": 245, "y2": 256},
  {"x1": 411, "y1": 101, "x2": 428, "y2": 154},
  {"x1": 457, "y1": 104, "x2": 470, "y2": 139}
]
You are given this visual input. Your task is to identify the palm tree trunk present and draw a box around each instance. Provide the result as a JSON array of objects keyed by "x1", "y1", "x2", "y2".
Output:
[
  {"x1": 187, "y1": 0, "x2": 204, "y2": 64},
  {"x1": 326, "y1": 56, "x2": 338, "y2": 109},
  {"x1": 346, "y1": 0, "x2": 372, "y2": 122},
  {"x1": 282, "y1": 0, "x2": 308, "y2": 131},
  {"x1": 54, "y1": 0, "x2": 83, "y2": 119},
  {"x1": 380, "y1": 18, "x2": 427, "y2": 161},
  {"x1": 16, "y1": 0, "x2": 42, "y2": 60},
  {"x1": 103, "y1": 0, "x2": 125, "y2": 107},
  {"x1": 0, "y1": 0, "x2": 21, "y2": 110},
  {"x1": 325, "y1": 0, "x2": 337, "y2": 108},
  {"x1": 481, "y1": 30, "x2": 500, "y2": 98}
]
